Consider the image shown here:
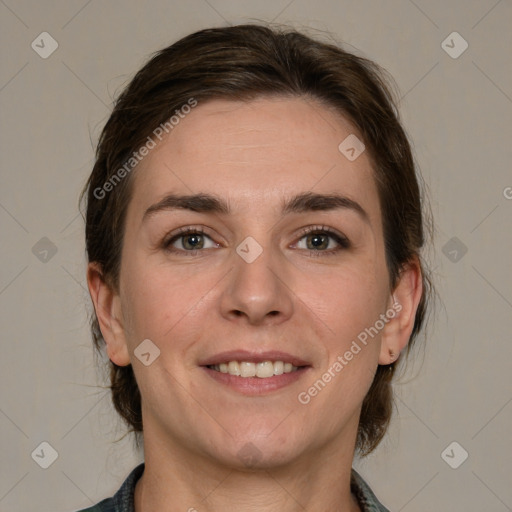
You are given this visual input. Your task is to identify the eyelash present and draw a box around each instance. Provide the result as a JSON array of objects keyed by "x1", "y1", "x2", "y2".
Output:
[{"x1": 162, "y1": 225, "x2": 350, "y2": 257}]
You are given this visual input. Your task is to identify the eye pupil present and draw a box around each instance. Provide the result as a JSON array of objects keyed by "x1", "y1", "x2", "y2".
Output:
[
  {"x1": 183, "y1": 234, "x2": 203, "y2": 250},
  {"x1": 308, "y1": 233, "x2": 328, "y2": 250}
]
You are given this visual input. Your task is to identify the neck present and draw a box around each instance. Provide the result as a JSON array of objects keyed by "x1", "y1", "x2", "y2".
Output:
[{"x1": 134, "y1": 423, "x2": 361, "y2": 512}]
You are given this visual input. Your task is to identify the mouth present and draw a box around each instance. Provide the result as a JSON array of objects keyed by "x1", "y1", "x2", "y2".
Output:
[
  {"x1": 206, "y1": 360, "x2": 303, "y2": 378},
  {"x1": 200, "y1": 351, "x2": 311, "y2": 394}
]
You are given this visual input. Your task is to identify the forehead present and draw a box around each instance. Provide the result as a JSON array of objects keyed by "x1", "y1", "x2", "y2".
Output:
[{"x1": 129, "y1": 96, "x2": 379, "y2": 220}]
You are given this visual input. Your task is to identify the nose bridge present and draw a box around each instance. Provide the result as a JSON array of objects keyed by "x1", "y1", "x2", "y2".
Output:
[{"x1": 220, "y1": 233, "x2": 293, "y2": 324}]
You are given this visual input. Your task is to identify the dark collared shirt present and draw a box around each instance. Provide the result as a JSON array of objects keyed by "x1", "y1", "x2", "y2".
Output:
[{"x1": 76, "y1": 463, "x2": 390, "y2": 512}]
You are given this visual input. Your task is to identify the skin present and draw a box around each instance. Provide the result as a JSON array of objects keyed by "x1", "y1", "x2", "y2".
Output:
[{"x1": 88, "y1": 97, "x2": 422, "y2": 512}]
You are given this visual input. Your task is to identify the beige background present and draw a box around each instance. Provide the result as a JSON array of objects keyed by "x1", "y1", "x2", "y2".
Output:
[{"x1": 1, "y1": 1, "x2": 511, "y2": 511}]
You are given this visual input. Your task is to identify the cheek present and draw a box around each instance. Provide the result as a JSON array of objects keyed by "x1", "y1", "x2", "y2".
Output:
[
  {"x1": 119, "y1": 255, "x2": 218, "y2": 345},
  {"x1": 304, "y1": 260, "x2": 388, "y2": 347},
  {"x1": 306, "y1": 267, "x2": 386, "y2": 404}
]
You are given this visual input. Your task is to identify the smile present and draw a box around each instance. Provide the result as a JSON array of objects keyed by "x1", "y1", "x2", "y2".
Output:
[
  {"x1": 207, "y1": 360, "x2": 300, "y2": 378},
  {"x1": 200, "y1": 350, "x2": 311, "y2": 394}
]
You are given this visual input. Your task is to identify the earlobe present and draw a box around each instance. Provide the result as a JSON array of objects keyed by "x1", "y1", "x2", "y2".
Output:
[
  {"x1": 379, "y1": 258, "x2": 423, "y2": 365},
  {"x1": 87, "y1": 263, "x2": 131, "y2": 366}
]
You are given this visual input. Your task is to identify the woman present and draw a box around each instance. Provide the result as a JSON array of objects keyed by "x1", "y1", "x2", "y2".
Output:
[{"x1": 78, "y1": 23, "x2": 430, "y2": 512}]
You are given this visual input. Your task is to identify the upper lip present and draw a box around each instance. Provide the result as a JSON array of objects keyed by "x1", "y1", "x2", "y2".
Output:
[{"x1": 199, "y1": 350, "x2": 311, "y2": 367}]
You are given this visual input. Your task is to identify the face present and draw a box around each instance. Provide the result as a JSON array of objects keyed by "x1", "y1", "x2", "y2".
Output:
[{"x1": 104, "y1": 97, "x2": 398, "y2": 469}]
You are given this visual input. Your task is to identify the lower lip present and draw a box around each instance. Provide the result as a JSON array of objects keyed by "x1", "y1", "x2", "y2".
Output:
[{"x1": 202, "y1": 366, "x2": 310, "y2": 395}]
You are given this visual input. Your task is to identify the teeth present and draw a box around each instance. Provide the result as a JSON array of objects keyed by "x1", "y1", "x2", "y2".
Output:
[
  {"x1": 256, "y1": 361, "x2": 274, "y2": 378},
  {"x1": 209, "y1": 360, "x2": 300, "y2": 378},
  {"x1": 228, "y1": 361, "x2": 240, "y2": 376},
  {"x1": 273, "y1": 360, "x2": 284, "y2": 375},
  {"x1": 240, "y1": 362, "x2": 256, "y2": 377}
]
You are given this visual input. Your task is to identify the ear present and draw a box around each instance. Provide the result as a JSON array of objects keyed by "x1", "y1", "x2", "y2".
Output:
[
  {"x1": 87, "y1": 262, "x2": 131, "y2": 366},
  {"x1": 379, "y1": 257, "x2": 423, "y2": 365}
]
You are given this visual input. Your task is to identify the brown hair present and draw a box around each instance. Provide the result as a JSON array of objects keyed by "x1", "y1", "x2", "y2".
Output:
[{"x1": 81, "y1": 23, "x2": 433, "y2": 456}]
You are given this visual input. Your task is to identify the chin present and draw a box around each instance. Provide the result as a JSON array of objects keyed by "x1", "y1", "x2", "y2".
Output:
[{"x1": 204, "y1": 428, "x2": 306, "y2": 471}]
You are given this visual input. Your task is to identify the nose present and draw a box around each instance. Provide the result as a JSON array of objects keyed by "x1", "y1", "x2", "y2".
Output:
[{"x1": 219, "y1": 239, "x2": 294, "y2": 326}]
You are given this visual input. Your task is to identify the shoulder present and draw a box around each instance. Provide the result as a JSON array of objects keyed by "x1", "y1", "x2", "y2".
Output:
[
  {"x1": 73, "y1": 463, "x2": 145, "y2": 512},
  {"x1": 351, "y1": 468, "x2": 391, "y2": 512}
]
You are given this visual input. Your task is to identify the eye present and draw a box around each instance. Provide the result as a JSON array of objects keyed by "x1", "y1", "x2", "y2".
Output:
[
  {"x1": 163, "y1": 227, "x2": 218, "y2": 254},
  {"x1": 294, "y1": 225, "x2": 350, "y2": 256},
  {"x1": 162, "y1": 225, "x2": 350, "y2": 257}
]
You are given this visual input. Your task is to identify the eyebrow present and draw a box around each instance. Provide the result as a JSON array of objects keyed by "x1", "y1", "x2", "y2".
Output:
[{"x1": 143, "y1": 191, "x2": 369, "y2": 224}]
